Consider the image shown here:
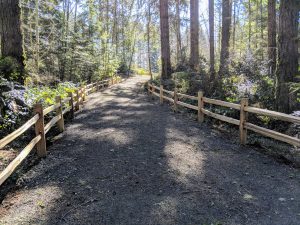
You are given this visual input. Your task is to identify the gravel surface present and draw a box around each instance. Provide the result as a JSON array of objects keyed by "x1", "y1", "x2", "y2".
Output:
[{"x1": 0, "y1": 75, "x2": 300, "y2": 225}]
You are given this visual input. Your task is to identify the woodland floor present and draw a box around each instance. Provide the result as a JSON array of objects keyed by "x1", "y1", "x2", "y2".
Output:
[{"x1": 0, "y1": 75, "x2": 300, "y2": 225}]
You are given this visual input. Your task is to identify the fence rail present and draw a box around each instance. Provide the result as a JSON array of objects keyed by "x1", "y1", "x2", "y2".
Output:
[
  {"x1": 0, "y1": 78, "x2": 121, "y2": 186},
  {"x1": 148, "y1": 82, "x2": 300, "y2": 147}
]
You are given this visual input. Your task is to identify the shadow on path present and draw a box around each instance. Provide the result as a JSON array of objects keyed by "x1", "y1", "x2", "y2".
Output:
[{"x1": 0, "y1": 76, "x2": 299, "y2": 225}]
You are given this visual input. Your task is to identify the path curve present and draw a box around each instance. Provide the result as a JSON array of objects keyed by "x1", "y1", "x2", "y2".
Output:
[{"x1": 0, "y1": 75, "x2": 299, "y2": 225}]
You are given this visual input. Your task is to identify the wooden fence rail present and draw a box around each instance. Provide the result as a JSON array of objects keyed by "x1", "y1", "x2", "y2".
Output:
[
  {"x1": 148, "y1": 82, "x2": 300, "y2": 148},
  {"x1": 0, "y1": 78, "x2": 120, "y2": 186}
]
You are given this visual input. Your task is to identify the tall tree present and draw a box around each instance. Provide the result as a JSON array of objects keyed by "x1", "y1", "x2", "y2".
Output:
[
  {"x1": 0, "y1": 0, "x2": 25, "y2": 76},
  {"x1": 218, "y1": 0, "x2": 232, "y2": 77},
  {"x1": 175, "y1": 0, "x2": 183, "y2": 65},
  {"x1": 267, "y1": 0, "x2": 276, "y2": 76},
  {"x1": 209, "y1": 0, "x2": 215, "y2": 81},
  {"x1": 248, "y1": 0, "x2": 251, "y2": 49},
  {"x1": 275, "y1": 0, "x2": 299, "y2": 113},
  {"x1": 190, "y1": 0, "x2": 199, "y2": 71},
  {"x1": 159, "y1": 0, "x2": 172, "y2": 79},
  {"x1": 147, "y1": 1, "x2": 153, "y2": 79}
]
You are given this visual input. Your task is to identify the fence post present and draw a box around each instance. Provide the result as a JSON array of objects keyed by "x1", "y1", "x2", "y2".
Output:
[
  {"x1": 198, "y1": 91, "x2": 204, "y2": 122},
  {"x1": 174, "y1": 88, "x2": 178, "y2": 112},
  {"x1": 75, "y1": 89, "x2": 80, "y2": 111},
  {"x1": 97, "y1": 81, "x2": 100, "y2": 91},
  {"x1": 160, "y1": 85, "x2": 163, "y2": 104},
  {"x1": 68, "y1": 92, "x2": 74, "y2": 119},
  {"x1": 55, "y1": 96, "x2": 64, "y2": 132},
  {"x1": 80, "y1": 88, "x2": 84, "y2": 105},
  {"x1": 148, "y1": 82, "x2": 151, "y2": 94},
  {"x1": 239, "y1": 97, "x2": 249, "y2": 145},
  {"x1": 82, "y1": 86, "x2": 86, "y2": 101},
  {"x1": 34, "y1": 103, "x2": 47, "y2": 157}
]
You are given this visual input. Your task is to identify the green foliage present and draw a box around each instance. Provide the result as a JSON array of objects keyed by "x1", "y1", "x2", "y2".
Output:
[
  {"x1": 253, "y1": 75, "x2": 275, "y2": 109},
  {"x1": 291, "y1": 79, "x2": 300, "y2": 103},
  {"x1": 0, "y1": 57, "x2": 22, "y2": 81},
  {"x1": 25, "y1": 82, "x2": 77, "y2": 107},
  {"x1": 221, "y1": 75, "x2": 242, "y2": 103},
  {"x1": 132, "y1": 66, "x2": 150, "y2": 76},
  {"x1": 96, "y1": 57, "x2": 120, "y2": 81},
  {"x1": 172, "y1": 72, "x2": 190, "y2": 93}
]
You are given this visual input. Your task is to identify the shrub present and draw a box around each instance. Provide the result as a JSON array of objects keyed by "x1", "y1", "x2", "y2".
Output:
[
  {"x1": 0, "y1": 57, "x2": 22, "y2": 81},
  {"x1": 25, "y1": 82, "x2": 77, "y2": 107}
]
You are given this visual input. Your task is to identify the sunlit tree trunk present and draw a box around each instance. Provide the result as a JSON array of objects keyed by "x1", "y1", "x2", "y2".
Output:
[
  {"x1": 175, "y1": 0, "x2": 182, "y2": 65},
  {"x1": 218, "y1": 0, "x2": 232, "y2": 77},
  {"x1": 190, "y1": 0, "x2": 199, "y2": 71},
  {"x1": 232, "y1": 0, "x2": 236, "y2": 50},
  {"x1": 209, "y1": 0, "x2": 215, "y2": 81},
  {"x1": 147, "y1": 1, "x2": 153, "y2": 79},
  {"x1": 159, "y1": 0, "x2": 172, "y2": 80},
  {"x1": 275, "y1": 0, "x2": 299, "y2": 113},
  {"x1": 248, "y1": 0, "x2": 251, "y2": 49},
  {"x1": 267, "y1": 0, "x2": 276, "y2": 76}
]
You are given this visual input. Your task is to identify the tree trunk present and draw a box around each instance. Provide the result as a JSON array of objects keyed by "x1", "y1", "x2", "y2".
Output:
[
  {"x1": 147, "y1": 1, "x2": 153, "y2": 80},
  {"x1": 175, "y1": 0, "x2": 182, "y2": 65},
  {"x1": 35, "y1": 0, "x2": 40, "y2": 73},
  {"x1": 267, "y1": 0, "x2": 276, "y2": 76},
  {"x1": 232, "y1": 0, "x2": 236, "y2": 50},
  {"x1": 275, "y1": 0, "x2": 299, "y2": 113},
  {"x1": 218, "y1": 0, "x2": 232, "y2": 78},
  {"x1": 209, "y1": 0, "x2": 215, "y2": 81},
  {"x1": 190, "y1": 0, "x2": 199, "y2": 71},
  {"x1": 248, "y1": 0, "x2": 251, "y2": 49},
  {"x1": 0, "y1": 0, "x2": 25, "y2": 75},
  {"x1": 159, "y1": 0, "x2": 172, "y2": 80}
]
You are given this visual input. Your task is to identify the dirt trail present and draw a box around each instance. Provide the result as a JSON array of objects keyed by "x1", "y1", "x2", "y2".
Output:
[{"x1": 0, "y1": 75, "x2": 299, "y2": 225}]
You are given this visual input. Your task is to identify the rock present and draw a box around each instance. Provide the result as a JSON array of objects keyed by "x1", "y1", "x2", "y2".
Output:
[
  {"x1": 0, "y1": 97, "x2": 5, "y2": 112},
  {"x1": 0, "y1": 79, "x2": 13, "y2": 92},
  {"x1": 7, "y1": 90, "x2": 28, "y2": 107},
  {"x1": 14, "y1": 84, "x2": 26, "y2": 90}
]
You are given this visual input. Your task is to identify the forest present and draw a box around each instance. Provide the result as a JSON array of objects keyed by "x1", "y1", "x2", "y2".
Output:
[
  {"x1": 1, "y1": 1, "x2": 300, "y2": 223},
  {"x1": 0, "y1": 0, "x2": 299, "y2": 132}
]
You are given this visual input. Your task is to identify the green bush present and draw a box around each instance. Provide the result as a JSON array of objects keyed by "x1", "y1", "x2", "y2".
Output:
[
  {"x1": 172, "y1": 72, "x2": 191, "y2": 93},
  {"x1": 0, "y1": 57, "x2": 22, "y2": 81},
  {"x1": 291, "y1": 79, "x2": 300, "y2": 103},
  {"x1": 25, "y1": 82, "x2": 77, "y2": 107},
  {"x1": 133, "y1": 66, "x2": 150, "y2": 76}
]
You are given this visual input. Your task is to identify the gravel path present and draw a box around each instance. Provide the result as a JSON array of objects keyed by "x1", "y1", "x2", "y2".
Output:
[{"x1": 0, "y1": 75, "x2": 300, "y2": 225}]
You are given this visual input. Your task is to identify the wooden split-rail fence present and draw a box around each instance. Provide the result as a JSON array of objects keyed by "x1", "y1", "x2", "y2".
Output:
[
  {"x1": 148, "y1": 82, "x2": 300, "y2": 148},
  {"x1": 0, "y1": 77, "x2": 122, "y2": 186}
]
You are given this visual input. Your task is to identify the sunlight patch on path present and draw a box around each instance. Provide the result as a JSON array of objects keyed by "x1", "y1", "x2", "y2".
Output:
[{"x1": 1, "y1": 185, "x2": 63, "y2": 224}]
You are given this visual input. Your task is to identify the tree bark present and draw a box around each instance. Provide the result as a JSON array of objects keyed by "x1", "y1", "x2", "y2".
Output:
[
  {"x1": 209, "y1": 0, "x2": 215, "y2": 81},
  {"x1": 147, "y1": 1, "x2": 153, "y2": 80},
  {"x1": 275, "y1": 0, "x2": 299, "y2": 113},
  {"x1": 248, "y1": 0, "x2": 251, "y2": 49},
  {"x1": 190, "y1": 0, "x2": 199, "y2": 71},
  {"x1": 159, "y1": 0, "x2": 172, "y2": 80},
  {"x1": 218, "y1": 0, "x2": 232, "y2": 78},
  {"x1": 175, "y1": 0, "x2": 182, "y2": 65},
  {"x1": 232, "y1": 0, "x2": 236, "y2": 50},
  {"x1": 0, "y1": 0, "x2": 25, "y2": 75},
  {"x1": 267, "y1": 0, "x2": 276, "y2": 76}
]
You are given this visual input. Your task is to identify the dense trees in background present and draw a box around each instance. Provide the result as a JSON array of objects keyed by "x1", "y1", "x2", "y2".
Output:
[
  {"x1": 0, "y1": 0, "x2": 299, "y2": 113},
  {"x1": 1, "y1": 0, "x2": 144, "y2": 83}
]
